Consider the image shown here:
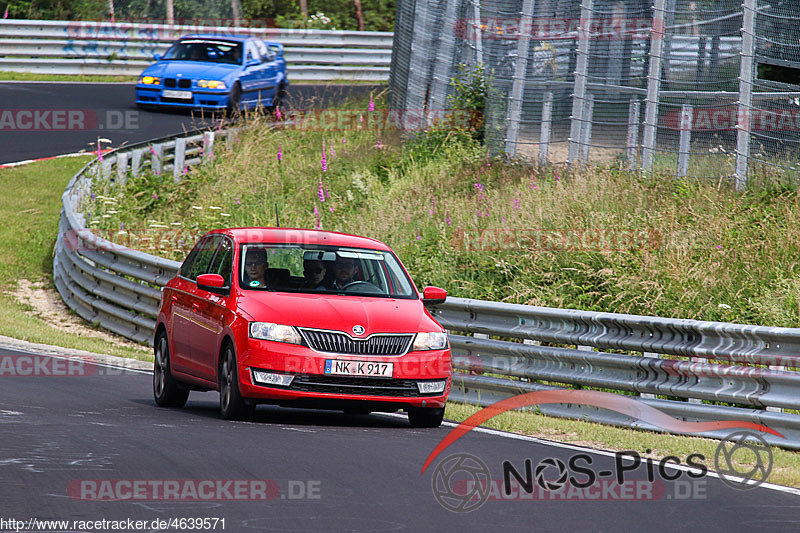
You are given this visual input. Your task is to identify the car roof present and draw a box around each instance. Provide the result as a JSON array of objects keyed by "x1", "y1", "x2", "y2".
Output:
[
  {"x1": 208, "y1": 227, "x2": 393, "y2": 251},
  {"x1": 179, "y1": 34, "x2": 252, "y2": 43}
]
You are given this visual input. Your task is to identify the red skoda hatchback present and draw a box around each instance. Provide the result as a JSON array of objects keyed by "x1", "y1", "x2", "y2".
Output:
[{"x1": 153, "y1": 228, "x2": 451, "y2": 427}]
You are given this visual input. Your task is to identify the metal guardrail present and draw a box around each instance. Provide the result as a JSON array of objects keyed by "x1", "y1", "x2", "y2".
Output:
[
  {"x1": 0, "y1": 19, "x2": 392, "y2": 80},
  {"x1": 430, "y1": 298, "x2": 800, "y2": 449},
  {"x1": 54, "y1": 127, "x2": 800, "y2": 449}
]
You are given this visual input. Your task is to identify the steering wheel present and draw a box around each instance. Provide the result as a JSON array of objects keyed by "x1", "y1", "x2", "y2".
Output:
[{"x1": 339, "y1": 281, "x2": 384, "y2": 294}]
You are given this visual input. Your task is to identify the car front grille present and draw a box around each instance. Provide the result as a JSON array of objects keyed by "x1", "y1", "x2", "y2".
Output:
[
  {"x1": 290, "y1": 374, "x2": 422, "y2": 397},
  {"x1": 299, "y1": 329, "x2": 413, "y2": 356},
  {"x1": 164, "y1": 78, "x2": 192, "y2": 88}
]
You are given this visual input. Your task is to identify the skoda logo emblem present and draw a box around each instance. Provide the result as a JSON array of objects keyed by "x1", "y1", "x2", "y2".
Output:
[{"x1": 352, "y1": 325, "x2": 365, "y2": 336}]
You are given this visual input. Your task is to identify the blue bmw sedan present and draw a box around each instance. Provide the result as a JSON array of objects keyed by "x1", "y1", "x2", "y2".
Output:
[{"x1": 136, "y1": 34, "x2": 288, "y2": 112}]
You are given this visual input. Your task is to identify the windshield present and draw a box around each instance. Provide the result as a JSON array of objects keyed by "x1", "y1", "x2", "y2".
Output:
[
  {"x1": 163, "y1": 39, "x2": 242, "y2": 65},
  {"x1": 239, "y1": 244, "x2": 417, "y2": 299}
]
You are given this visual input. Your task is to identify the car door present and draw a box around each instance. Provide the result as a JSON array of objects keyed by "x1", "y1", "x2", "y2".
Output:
[
  {"x1": 171, "y1": 234, "x2": 220, "y2": 378},
  {"x1": 255, "y1": 40, "x2": 279, "y2": 102},
  {"x1": 189, "y1": 235, "x2": 234, "y2": 381},
  {"x1": 240, "y1": 41, "x2": 264, "y2": 104}
]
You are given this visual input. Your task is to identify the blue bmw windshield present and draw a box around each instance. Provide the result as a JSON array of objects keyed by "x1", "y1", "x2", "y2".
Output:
[{"x1": 163, "y1": 39, "x2": 242, "y2": 65}]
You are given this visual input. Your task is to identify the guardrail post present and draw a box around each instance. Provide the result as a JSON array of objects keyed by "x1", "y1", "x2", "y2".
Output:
[
  {"x1": 627, "y1": 98, "x2": 640, "y2": 170},
  {"x1": 539, "y1": 91, "x2": 553, "y2": 166},
  {"x1": 116, "y1": 152, "x2": 129, "y2": 185},
  {"x1": 580, "y1": 93, "x2": 594, "y2": 163},
  {"x1": 173, "y1": 138, "x2": 186, "y2": 181},
  {"x1": 131, "y1": 149, "x2": 143, "y2": 177},
  {"x1": 641, "y1": 0, "x2": 667, "y2": 172},
  {"x1": 203, "y1": 132, "x2": 215, "y2": 162},
  {"x1": 735, "y1": 0, "x2": 756, "y2": 191},
  {"x1": 151, "y1": 144, "x2": 163, "y2": 175},
  {"x1": 101, "y1": 158, "x2": 112, "y2": 180},
  {"x1": 640, "y1": 352, "x2": 658, "y2": 399},
  {"x1": 504, "y1": 0, "x2": 537, "y2": 157},
  {"x1": 677, "y1": 104, "x2": 693, "y2": 177},
  {"x1": 568, "y1": 0, "x2": 594, "y2": 164}
]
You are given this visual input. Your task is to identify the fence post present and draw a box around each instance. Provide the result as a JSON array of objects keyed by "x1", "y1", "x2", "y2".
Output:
[
  {"x1": 504, "y1": 0, "x2": 537, "y2": 157},
  {"x1": 131, "y1": 149, "x2": 143, "y2": 177},
  {"x1": 677, "y1": 104, "x2": 693, "y2": 177},
  {"x1": 735, "y1": 0, "x2": 757, "y2": 191},
  {"x1": 203, "y1": 131, "x2": 215, "y2": 162},
  {"x1": 641, "y1": 0, "x2": 667, "y2": 172},
  {"x1": 580, "y1": 93, "x2": 594, "y2": 163},
  {"x1": 568, "y1": 0, "x2": 594, "y2": 164},
  {"x1": 116, "y1": 152, "x2": 128, "y2": 185},
  {"x1": 471, "y1": 0, "x2": 484, "y2": 66},
  {"x1": 539, "y1": 91, "x2": 553, "y2": 166},
  {"x1": 151, "y1": 143, "x2": 163, "y2": 175},
  {"x1": 627, "y1": 98, "x2": 640, "y2": 170},
  {"x1": 428, "y1": 0, "x2": 460, "y2": 113},
  {"x1": 173, "y1": 137, "x2": 186, "y2": 181}
]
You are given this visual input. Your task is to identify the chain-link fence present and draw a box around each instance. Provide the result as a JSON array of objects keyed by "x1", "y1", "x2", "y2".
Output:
[{"x1": 389, "y1": 0, "x2": 800, "y2": 188}]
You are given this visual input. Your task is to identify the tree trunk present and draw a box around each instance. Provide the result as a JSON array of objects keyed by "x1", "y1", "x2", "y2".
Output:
[
  {"x1": 107, "y1": 0, "x2": 115, "y2": 22},
  {"x1": 300, "y1": 0, "x2": 308, "y2": 18},
  {"x1": 165, "y1": 0, "x2": 174, "y2": 25},
  {"x1": 354, "y1": 0, "x2": 364, "y2": 31},
  {"x1": 232, "y1": 0, "x2": 242, "y2": 26}
]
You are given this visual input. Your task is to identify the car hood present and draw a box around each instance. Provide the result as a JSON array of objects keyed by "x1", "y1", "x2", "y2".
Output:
[
  {"x1": 237, "y1": 293, "x2": 442, "y2": 335},
  {"x1": 142, "y1": 61, "x2": 240, "y2": 80}
]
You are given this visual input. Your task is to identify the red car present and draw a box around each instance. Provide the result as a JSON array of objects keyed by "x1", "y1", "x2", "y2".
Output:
[{"x1": 153, "y1": 228, "x2": 451, "y2": 427}]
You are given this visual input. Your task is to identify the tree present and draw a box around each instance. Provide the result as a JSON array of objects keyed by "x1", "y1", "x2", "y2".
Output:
[{"x1": 353, "y1": 0, "x2": 363, "y2": 30}]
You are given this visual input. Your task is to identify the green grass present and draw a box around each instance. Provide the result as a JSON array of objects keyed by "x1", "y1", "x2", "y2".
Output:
[
  {"x1": 446, "y1": 401, "x2": 800, "y2": 488},
  {"x1": 0, "y1": 157, "x2": 151, "y2": 359},
  {"x1": 84, "y1": 99, "x2": 800, "y2": 328},
  {"x1": 0, "y1": 71, "x2": 139, "y2": 83}
]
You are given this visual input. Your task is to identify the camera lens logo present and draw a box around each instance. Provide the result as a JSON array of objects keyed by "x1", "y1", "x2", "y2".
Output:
[
  {"x1": 714, "y1": 430, "x2": 773, "y2": 490},
  {"x1": 431, "y1": 453, "x2": 491, "y2": 513},
  {"x1": 534, "y1": 457, "x2": 569, "y2": 491}
]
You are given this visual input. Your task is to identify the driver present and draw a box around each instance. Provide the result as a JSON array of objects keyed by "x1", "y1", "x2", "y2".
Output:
[{"x1": 330, "y1": 256, "x2": 356, "y2": 290}]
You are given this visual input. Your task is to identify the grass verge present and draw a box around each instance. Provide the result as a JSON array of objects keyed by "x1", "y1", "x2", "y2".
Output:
[
  {"x1": 0, "y1": 156, "x2": 151, "y2": 360},
  {"x1": 446, "y1": 401, "x2": 800, "y2": 489},
  {"x1": 0, "y1": 71, "x2": 139, "y2": 83}
]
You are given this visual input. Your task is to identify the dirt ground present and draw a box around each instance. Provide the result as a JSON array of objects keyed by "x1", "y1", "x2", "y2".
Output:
[{"x1": 11, "y1": 279, "x2": 148, "y2": 351}]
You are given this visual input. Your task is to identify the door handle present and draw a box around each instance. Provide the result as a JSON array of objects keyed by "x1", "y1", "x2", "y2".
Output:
[{"x1": 192, "y1": 303, "x2": 200, "y2": 312}]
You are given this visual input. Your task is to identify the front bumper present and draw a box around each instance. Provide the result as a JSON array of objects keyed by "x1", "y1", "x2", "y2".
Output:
[
  {"x1": 237, "y1": 338, "x2": 452, "y2": 408},
  {"x1": 136, "y1": 86, "x2": 229, "y2": 109}
]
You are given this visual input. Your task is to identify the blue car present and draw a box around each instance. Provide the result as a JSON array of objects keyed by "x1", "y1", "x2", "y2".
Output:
[{"x1": 136, "y1": 34, "x2": 288, "y2": 112}]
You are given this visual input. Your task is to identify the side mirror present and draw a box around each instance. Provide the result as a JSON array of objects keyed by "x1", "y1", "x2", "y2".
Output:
[
  {"x1": 422, "y1": 286, "x2": 447, "y2": 306},
  {"x1": 153, "y1": 53, "x2": 162, "y2": 61},
  {"x1": 197, "y1": 273, "x2": 228, "y2": 295}
]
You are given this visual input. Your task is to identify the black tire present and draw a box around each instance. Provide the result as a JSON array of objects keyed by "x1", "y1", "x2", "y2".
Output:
[
  {"x1": 153, "y1": 331, "x2": 190, "y2": 408},
  {"x1": 408, "y1": 407, "x2": 445, "y2": 428},
  {"x1": 219, "y1": 343, "x2": 255, "y2": 420},
  {"x1": 227, "y1": 83, "x2": 242, "y2": 115},
  {"x1": 272, "y1": 82, "x2": 286, "y2": 112}
]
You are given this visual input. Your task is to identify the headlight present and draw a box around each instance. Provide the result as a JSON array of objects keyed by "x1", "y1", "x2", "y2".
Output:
[
  {"x1": 138, "y1": 76, "x2": 160, "y2": 85},
  {"x1": 249, "y1": 322, "x2": 302, "y2": 344},
  {"x1": 198, "y1": 79, "x2": 227, "y2": 89},
  {"x1": 412, "y1": 332, "x2": 448, "y2": 351}
]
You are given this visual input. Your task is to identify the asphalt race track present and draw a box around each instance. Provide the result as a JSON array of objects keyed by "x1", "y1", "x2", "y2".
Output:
[
  {"x1": 2, "y1": 348, "x2": 800, "y2": 532},
  {"x1": 0, "y1": 82, "x2": 381, "y2": 164}
]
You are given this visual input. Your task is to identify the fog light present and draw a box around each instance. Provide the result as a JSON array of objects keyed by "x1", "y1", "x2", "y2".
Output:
[
  {"x1": 416, "y1": 380, "x2": 447, "y2": 394},
  {"x1": 251, "y1": 369, "x2": 294, "y2": 387}
]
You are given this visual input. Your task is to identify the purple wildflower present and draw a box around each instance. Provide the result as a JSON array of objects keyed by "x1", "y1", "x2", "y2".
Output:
[
  {"x1": 318, "y1": 180, "x2": 325, "y2": 202},
  {"x1": 512, "y1": 190, "x2": 521, "y2": 210},
  {"x1": 235, "y1": 197, "x2": 241, "y2": 205},
  {"x1": 152, "y1": 193, "x2": 159, "y2": 200},
  {"x1": 429, "y1": 198, "x2": 435, "y2": 218},
  {"x1": 326, "y1": 187, "x2": 330, "y2": 199},
  {"x1": 276, "y1": 106, "x2": 282, "y2": 121},
  {"x1": 277, "y1": 143, "x2": 282, "y2": 163},
  {"x1": 329, "y1": 205, "x2": 335, "y2": 213},
  {"x1": 415, "y1": 234, "x2": 422, "y2": 241},
  {"x1": 314, "y1": 204, "x2": 321, "y2": 229},
  {"x1": 368, "y1": 98, "x2": 375, "y2": 112},
  {"x1": 321, "y1": 149, "x2": 327, "y2": 172}
]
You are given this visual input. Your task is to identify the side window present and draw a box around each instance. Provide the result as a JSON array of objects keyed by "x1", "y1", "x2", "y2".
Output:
[
  {"x1": 185, "y1": 235, "x2": 220, "y2": 281},
  {"x1": 246, "y1": 43, "x2": 260, "y2": 64},
  {"x1": 256, "y1": 40, "x2": 274, "y2": 62},
  {"x1": 208, "y1": 237, "x2": 234, "y2": 286},
  {"x1": 179, "y1": 246, "x2": 200, "y2": 279}
]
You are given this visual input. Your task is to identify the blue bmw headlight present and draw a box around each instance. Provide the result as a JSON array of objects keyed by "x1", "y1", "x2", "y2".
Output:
[{"x1": 198, "y1": 80, "x2": 227, "y2": 89}]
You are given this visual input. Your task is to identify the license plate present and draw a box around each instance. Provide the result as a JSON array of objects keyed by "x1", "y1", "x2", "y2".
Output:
[
  {"x1": 163, "y1": 90, "x2": 192, "y2": 100},
  {"x1": 324, "y1": 360, "x2": 393, "y2": 377}
]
